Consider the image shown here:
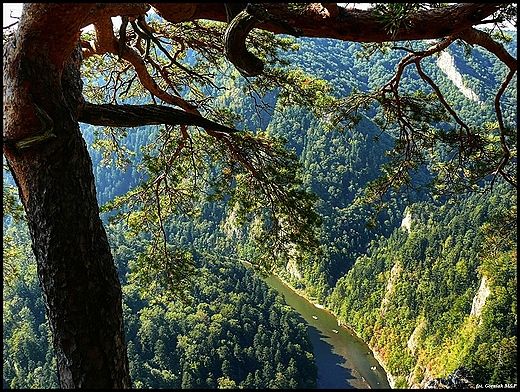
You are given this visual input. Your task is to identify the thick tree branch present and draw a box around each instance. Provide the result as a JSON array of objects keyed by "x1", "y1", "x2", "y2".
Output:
[
  {"x1": 82, "y1": 3, "x2": 150, "y2": 29},
  {"x1": 459, "y1": 27, "x2": 517, "y2": 71},
  {"x1": 152, "y1": 3, "x2": 504, "y2": 42},
  {"x1": 152, "y1": 3, "x2": 506, "y2": 81},
  {"x1": 223, "y1": 5, "x2": 264, "y2": 77},
  {"x1": 79, "y1": 102, "x2": 240, "y2": 134},
  {"x1": 266, "y1": 3, "x2": 505, "y2": 41},
  {"x1": 16, "y1": 3, "x2": 94, "y2": 66}
]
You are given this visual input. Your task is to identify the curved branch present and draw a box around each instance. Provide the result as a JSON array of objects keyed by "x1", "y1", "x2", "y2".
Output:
[
  {"x1": 457, "y1": 27, "x2": 516, "y2": 189},
  {"x1": 153, "y1": 3, "x2": 504, "y2": 42},
  {"x1": 223, "y1": 6, "x2": 264, "y2": 77},
  {"x1": 493, "y1": 68, "x2": 517, "y2": 189},
  {"x1": 459, "y1": 27, "x2": 517, "y2": 71},
  {"x1": 90, "y1": 17, "x2": 198, "y2": 113},
  {"x1": 223, "y1": 4, "x2": 303, "y2": 77},
  {"x1": 78, "y1": 102, "x2": 240, "y2": 135}
]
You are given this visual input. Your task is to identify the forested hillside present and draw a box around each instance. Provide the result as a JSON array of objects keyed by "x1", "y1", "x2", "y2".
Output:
[
  {"x1": 3, "y1": 32, "x2": 516, "y2": 388},
  {"x1": 328, "y1": 184, "x2": 516, "y2": 387},
  {"x1": 3, "y1": 220, "x2": 318, "y2": 389},
  {"x1": 271, "y1": 36, "x2": 517, "y2": 388}
]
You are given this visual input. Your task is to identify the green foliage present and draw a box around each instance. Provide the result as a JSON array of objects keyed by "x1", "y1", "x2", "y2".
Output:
[
  {"x1": 3, "y1": 168, "x2": 26, "y2": 285},
  {"x1": 274, "y1": 68, "x2": 337, "y2": 115},
  {"x1": 2, "y1": 224, "x2": 59, "y2": 389},
  {"x1": 329, "y1": 184, "x2": 516, "y2": 386},
  {"x1": 81, "y1": 16, "x2": 517, "y2": 302},
  {"x1": 130, "y1": 245, "x2": 196, "y2": 304},
  {"x1": 98, "y1": 121, "x2": 323, "y2": 292},
  {"x1": 80, "y1": 19, "x2": 336, "y2": 297},
  {"x1": 372, "y1": 3, "x2": 427, "y2": 38},
  {"x1": 3, "y1": 220, "x2": 318, "y2": 389},
  {"x1": 3, "y1": 182, "x2": 25, "y2": 224},
  {"x1": 4, "y1": 22, "x2": 517, "y2": 389},
  {"x1": 123, "y1": 254, "x2": 318, "y2": 388},
  {"x1": 90, "y1": 126, "x2": 136, "y2": 170}
]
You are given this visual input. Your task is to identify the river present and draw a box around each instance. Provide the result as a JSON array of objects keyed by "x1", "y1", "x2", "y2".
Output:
[{"x1": 263, "y1": 274, "x2": 391, "y2": 389}]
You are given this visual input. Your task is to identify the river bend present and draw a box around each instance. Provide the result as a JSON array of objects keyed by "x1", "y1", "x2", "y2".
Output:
[{"x1": 263, "y1": 274, "x2": 391, "y2": 389}]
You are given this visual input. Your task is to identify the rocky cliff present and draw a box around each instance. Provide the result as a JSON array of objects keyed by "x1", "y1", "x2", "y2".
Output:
[{"x1": 423, "y1": 367, "x2": 476, "y2": 389}]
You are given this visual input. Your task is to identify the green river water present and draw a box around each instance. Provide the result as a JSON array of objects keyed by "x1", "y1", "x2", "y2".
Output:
[{"x1": 263, "y1": 274, "x2": 391, "y2": 389}]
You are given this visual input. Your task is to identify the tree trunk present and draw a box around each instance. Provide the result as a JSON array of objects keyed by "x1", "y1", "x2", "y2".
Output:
[{"x1": 3, "y1": 41, "x2": 131, "y2": 388}]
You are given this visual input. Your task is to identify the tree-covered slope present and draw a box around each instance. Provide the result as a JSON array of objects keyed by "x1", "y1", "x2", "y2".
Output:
[
  {"x1": 3, "y1": 33, "x2": 516, "y2": 389},
  {"x1": 273, "y1": 35, "x2": 517, "y2": 388},
  {"x1": 328, "y1": 184, "x2": 516, "y2": 388},
  {"x1": 3, "y1": 220, "x2": 317, "y2": 389},
  {"x1": 223, "y1": 35, "x2": 517, "y2": 387}
]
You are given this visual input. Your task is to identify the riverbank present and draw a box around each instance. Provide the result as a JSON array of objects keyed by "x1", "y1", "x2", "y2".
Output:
[
  {"x1": 263, "y1": 273, "x2": 392, "y2": 389},
  {"x1": 271, "y1": 274, "x2": 395, "y2": 389}
]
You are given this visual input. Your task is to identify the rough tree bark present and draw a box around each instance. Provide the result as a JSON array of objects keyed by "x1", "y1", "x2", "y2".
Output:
[
  {"x1": 3, "y1": 4, "x2": 131, "y2": 388},
  {"x1": 4, "y1": 48, "x2": 131, "y2": 388}
]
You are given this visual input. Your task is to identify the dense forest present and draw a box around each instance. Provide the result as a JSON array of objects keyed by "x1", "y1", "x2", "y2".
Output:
[
  {"x1": 3, "y1": 31, "x2": 517, "y2": 388},
  {"x1": 3, "y1": 221, "x2": 318, "y2": 389}
]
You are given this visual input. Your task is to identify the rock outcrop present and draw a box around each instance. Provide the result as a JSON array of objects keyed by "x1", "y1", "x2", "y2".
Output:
[{"x1": 423, "y1": 366, "x2": 475, "y2": 389}]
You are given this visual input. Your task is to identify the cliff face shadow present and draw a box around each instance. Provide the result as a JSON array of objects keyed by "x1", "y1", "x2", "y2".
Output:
[{"x1": 306, "y1": 324, "x2": 357, "y2": 389}]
